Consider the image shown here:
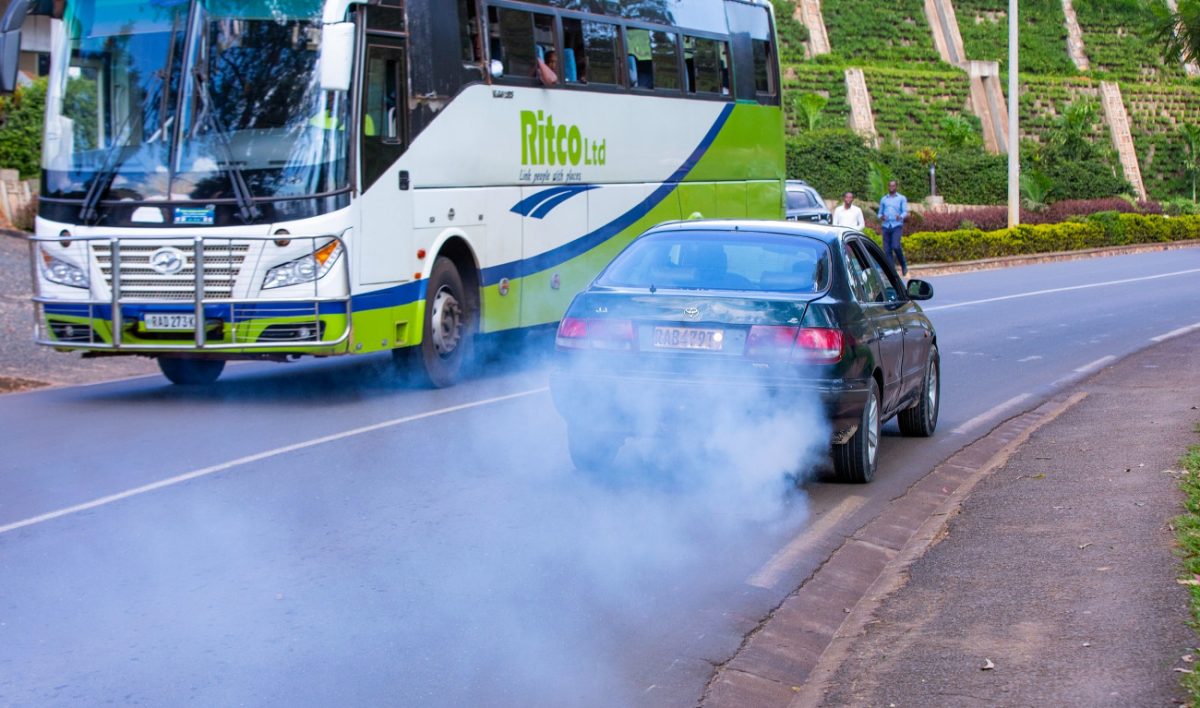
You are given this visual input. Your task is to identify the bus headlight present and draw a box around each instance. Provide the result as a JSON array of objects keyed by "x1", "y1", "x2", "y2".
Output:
[
  {"x1": 262, "y1": 240, "x2": 342, "y2": 290},
  {"x1": 39, "y1": 247, "x2": 89, "y2": 289}
]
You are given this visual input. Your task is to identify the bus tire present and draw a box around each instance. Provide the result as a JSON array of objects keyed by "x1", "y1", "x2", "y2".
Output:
[
  {"x1": 158, "y1": 357, "x2": 225, "y2": 385},
  {"x1": 410, "y1": 255, "x2": 475, "y2": 388}
]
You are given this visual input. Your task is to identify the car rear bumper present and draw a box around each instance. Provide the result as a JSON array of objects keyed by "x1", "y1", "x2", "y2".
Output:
[{"x1": 550, "y1": 370, "x2": 871, "y2": 438}]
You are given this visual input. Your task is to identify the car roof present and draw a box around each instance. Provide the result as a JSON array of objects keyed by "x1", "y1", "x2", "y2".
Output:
[{"x1": 645, "y1": 219, "x2": 855, "y2": 246}]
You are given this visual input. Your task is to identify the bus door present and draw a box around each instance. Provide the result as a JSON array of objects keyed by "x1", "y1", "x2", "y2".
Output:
[{"x1": 357, "y1": 36, "x2": 411, "y2": 285}]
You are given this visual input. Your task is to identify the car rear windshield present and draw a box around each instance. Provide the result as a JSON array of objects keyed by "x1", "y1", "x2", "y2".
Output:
[
  {"x1": 786, "y1": 190, "x2": 817, "y2": 209},
  {"x1": 597, "y1": 230, "x2": 832, "y2": 293}
]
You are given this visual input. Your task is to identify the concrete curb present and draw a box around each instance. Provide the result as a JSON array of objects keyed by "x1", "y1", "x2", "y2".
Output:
[{"x1": 908, "y1": 240, "x2": 1200, "y2": 277}]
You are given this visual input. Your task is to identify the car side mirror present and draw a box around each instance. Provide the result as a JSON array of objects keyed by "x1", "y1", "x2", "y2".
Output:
[{"x1": 906, "y1": 278, "x2": 934, "y2": 301}]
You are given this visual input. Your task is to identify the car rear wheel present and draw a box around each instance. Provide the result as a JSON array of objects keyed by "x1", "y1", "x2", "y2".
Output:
[
  {"x1": 833, "y1": 380, "x2": 880, "y2": 483},
  {"x1": 158, "y1": 357, "x2": 225, "y2": 385},
  {"x1": 898, "y1": 345, "x2": 940, "y2": 437},
  {"x1": 567, "y1": 425, "x2": 622, "y2": 472}
]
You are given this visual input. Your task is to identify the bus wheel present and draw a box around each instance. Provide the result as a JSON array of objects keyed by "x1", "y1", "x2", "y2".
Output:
[
  {"x1": 158, "y1": 358, "x2": 225, "y2": 385},
  {"x1": 411, "y1": 256, "x2": 475, "y2": 388}
]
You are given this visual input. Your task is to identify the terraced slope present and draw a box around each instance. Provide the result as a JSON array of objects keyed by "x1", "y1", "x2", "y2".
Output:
[
  {"x1": 823, "y1": 0, "x2": 944, "y2": 67},
  {"x1": 1072, "y1": 0, "x2": 1184, "y2": 81},
  {"x1": 1121, "y1": 83, "x2": 1200, "y2": 199},
  {"x1": 954, "y1": 0, "x2": 1076, "y2": 75},
  {"x1": 863, "y1": 68, "x2": 977, "y2": 149},
  {"x1": 783, "y1": 65, "x2": 852, "y2": 133}
]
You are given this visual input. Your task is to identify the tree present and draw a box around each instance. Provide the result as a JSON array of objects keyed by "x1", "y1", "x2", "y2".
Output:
[
  {"x1": 1046, "y1": 100, "x2": 1101, "y2": 162},
  {"x1": 794, "y1": 92, "x2": 828, "y2": 132},
  {"x1": 1149, "y1": 0, "x2": 1200, "y2": 66},
  {"x1": 1180, "y1": 123, "x2": 1200, "y2": 203}
]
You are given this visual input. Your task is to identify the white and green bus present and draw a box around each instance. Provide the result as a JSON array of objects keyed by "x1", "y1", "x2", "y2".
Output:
[{"x1": 0, "y1": 0, "x2": 786, "y2": 385}]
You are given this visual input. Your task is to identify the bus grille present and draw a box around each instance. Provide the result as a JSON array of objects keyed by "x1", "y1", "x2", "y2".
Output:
[{"x1": 93, "y1": 242, "x2": 250, "y2": 301}]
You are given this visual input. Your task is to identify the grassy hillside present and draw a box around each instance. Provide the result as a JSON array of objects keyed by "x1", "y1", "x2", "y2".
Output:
[{"x1": 777, "y1": 0, "x2": 1200, "y2": 205}]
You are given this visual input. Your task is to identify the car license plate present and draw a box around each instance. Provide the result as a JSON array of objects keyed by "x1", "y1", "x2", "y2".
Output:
[
  {"x1": 144, "y1": 313, "x2": 196, "y2": 331},
  {"x1": 653, "y1": 326, "x2": 724, "y2": 351}
]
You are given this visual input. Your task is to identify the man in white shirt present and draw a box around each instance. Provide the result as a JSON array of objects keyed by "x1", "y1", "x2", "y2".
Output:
[{"x1": 832, "y1": 192, "x2": 865, "y2": 230}]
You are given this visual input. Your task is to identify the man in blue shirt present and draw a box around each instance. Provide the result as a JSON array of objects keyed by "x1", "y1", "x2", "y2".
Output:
[{"x1": 878, "y1": 180, "x2": 909, "y2": 277}]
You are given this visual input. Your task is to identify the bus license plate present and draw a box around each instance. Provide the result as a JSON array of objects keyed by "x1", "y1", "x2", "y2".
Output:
[
  {"x1": 144, "y1": 313, "x2": 196, "y2": 331},
  {"x1": 653, "y1": 326, "x2": 724, "y2": 351}
]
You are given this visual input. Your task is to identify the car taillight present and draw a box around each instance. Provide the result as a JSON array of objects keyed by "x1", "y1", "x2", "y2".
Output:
[
  {"x1": 746, "y1": 325, "x2": 799, "y2": 359},
  {"x1": 744, "y1": 325, "x2": 844, "y2": 363},
  {"x1": 795, "y1": 327, "x2": 844, "y2": 363},
  {"x1": 556, "y1": 317, "x2": 635, "y2": 351}
]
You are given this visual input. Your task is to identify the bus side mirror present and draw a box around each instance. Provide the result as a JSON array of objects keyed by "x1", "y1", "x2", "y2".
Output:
[
  {"x1": 319, "y1": 22, "x2": 354, "y2": 92},
  {"x1": 0, "y1": 30, "x2": 20, "y2": 95},
  {"x1": 0, "y1": 0, "x2": 34, "y2": 95}
]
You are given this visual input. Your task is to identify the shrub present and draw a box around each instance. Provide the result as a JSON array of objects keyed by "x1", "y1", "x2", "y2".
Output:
[
  {"x1": 904, "y1": 213, "x2": 1200, "y2": 262},
  {"x1": 911, "y1": 198, "x2": 1167, "y2": 233},
  {"x1": 786, "y1": 129, "x2": 876, "y2": 197},
  {"x1": 0, "y1": 78, "x2": 47, "y2": 179}
]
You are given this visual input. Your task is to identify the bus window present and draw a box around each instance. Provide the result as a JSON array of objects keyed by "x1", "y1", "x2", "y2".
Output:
[
  {"x1": 362, "y1": 43, "x2": 405, "y2": 190},
  {"x1": 489, "y1": 7, "x2": 532, "y2": 79},
  {"x1": 626, "y1": 27, "x2": 652, "y2": 89},
  {"x1": 752, "y1": 39, "x2": 773, "y2": 95},
  {"x1": 686, "y1": 37, "x2": 727, "y2": 96},
  {"x1": 581, "y1": 20, "x2": 620, "y2": 86},
  {"x1": 627, "y1": 28, "x2": 678, "y2": 92},
  {"x1": 560, "y1": 17, "x2": 583, "y2": 83},
  {"x1": 650, "y1": 30, "x2": 679, "y2": 91},
  {"x1": 458, "y1": 0, "x2": 480, "y2": 64}
]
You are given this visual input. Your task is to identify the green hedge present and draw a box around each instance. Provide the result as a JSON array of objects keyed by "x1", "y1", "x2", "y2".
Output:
[
  {"x1": 0, "y1": 78, "x2": 47, "y2": 179},
  {"x1": 904, "y1": 213, "x2": 1200, "y2": 262}
]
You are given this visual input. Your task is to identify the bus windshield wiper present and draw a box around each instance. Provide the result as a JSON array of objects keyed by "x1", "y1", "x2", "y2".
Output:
[
  {"x1": 192, "y1": 67, "x2": 262, "y2": 224},
  {"x1": 78, "y1": 111, "x2": 137, "y2": 225}
]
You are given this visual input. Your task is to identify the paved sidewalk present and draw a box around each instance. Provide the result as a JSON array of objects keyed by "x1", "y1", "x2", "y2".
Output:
[
  {"x1": 816, "y1": 332, "x2": 1200, "y2": 706},
  {"x1": 0, "y1": 230, "x2": 157, "y2": 390}
]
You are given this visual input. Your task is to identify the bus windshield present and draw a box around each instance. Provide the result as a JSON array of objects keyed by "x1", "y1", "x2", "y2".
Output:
[{"x1": 42, "y1": 0, "x2": 349, "y2": 203}]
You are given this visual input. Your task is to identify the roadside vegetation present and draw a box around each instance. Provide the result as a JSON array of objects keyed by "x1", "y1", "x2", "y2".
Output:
[
  {"x1": 0, "y1": 77, "x2": 46, "y2": 179},
  {"x1": 1175, "y1": 435, "x2": 1200, "y2": 702}
]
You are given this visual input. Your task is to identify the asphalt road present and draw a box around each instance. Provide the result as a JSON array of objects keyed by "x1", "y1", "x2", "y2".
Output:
[{"x1": 1, "y1": 248, "x2": 1199, "y2": 707}]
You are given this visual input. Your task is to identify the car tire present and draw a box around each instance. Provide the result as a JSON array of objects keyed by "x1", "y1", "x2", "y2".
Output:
[
  {"x1": 833, "y1": 380, "x2": 880, "y2": 484},
  {"x1": 401, "y1": 256, "x2": 475, "y2": 388},
  {"x1": 567, "y1": 425, "x2": 622, "y2": 472},
  {"x1": 898, "y1": 345, "x2": 940, "y2": 437},
  {"x1": 158, "y1": 357, "x2": 225, "y2": 385}
]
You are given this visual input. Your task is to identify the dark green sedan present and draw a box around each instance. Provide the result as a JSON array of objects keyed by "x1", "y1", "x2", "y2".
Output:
[{"x1": 549, "y1": 220, "x2": 941, "y2": 483}]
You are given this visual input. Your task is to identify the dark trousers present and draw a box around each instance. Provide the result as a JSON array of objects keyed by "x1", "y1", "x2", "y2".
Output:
[{"x1": 882, "y1": 225, "x2": 907, "y2": 275}]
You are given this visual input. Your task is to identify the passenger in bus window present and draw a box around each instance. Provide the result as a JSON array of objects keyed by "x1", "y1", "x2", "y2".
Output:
[{"x1": 536, "y1": 49, "x2": 558, "y2": 86}]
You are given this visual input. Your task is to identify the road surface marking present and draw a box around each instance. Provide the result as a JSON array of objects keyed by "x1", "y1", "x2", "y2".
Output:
[
  {"x1": 1151, "y1": 321, "x2": 1200, "y2": 342},
  {"x1": 747, "y1": 495, "x2": 870, "y2": 589},
  {"x1": 950, "y1": 393, "x2": 1033, "y2": 435},
  {"x1": 1018, "y1": 355, "x2": 1043, "y2": 363},
  {"x1": 0, "y1": 387, "x2": 550, "y2": 536},
  {"x1": 1074, "y1": 355, "x2": 1116, "y2": 374},
  {"x1": 924, "y1": 268, "x2": 1200, "y2": 312}
]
